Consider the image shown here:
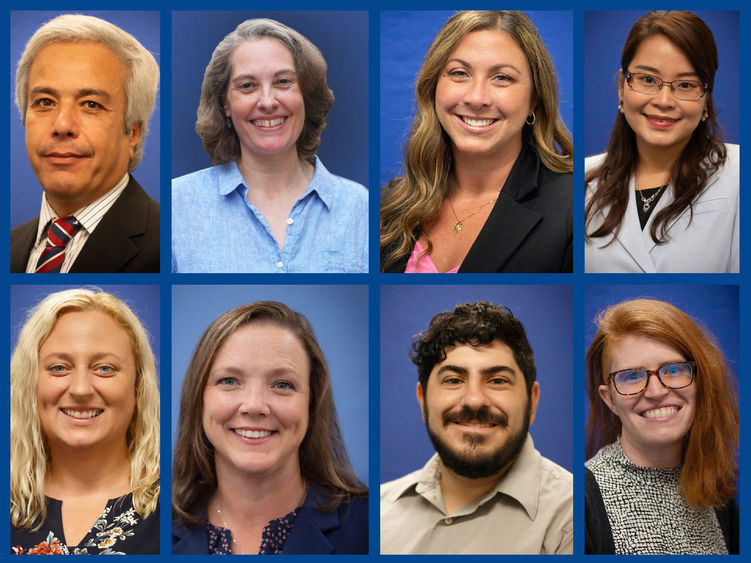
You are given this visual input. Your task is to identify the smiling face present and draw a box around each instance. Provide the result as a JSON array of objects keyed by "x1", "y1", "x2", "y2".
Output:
[
  {"x1": 599, "y1": 333, "x2": 696, "y2": 467},
  {"x1": 417, "y1": 340, "x2": 538, "y2": 479},
  {"x1": 224, "y1": 38, "x2": 306, "y2": 162},
  {"x1": 36, "y1": 310, "x2": 137, "y2": 454},
  {"x1": 25, "y1": 41, "x2": 140, "y2": 217},
  {"x1": 434, "y1": 29, "x2": 535, "y2": 163},
  {"x1": 202, "y1": 322, "x2": 310, "y2": 481},
  {"x1": 620, "y1": 34, "x2": 706, "y2": 158}
]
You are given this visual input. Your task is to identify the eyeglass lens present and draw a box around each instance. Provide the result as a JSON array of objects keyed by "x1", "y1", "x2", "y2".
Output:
[
  {"x1": 612, "y1": 362, "x2": 694, "y2": 395},
  {"x1": 627, "y1": 73, "x2": 704, "y2": 100}
]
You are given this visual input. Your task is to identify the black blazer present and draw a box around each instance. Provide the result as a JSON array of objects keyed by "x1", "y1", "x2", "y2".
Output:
[
  {"x1": 10, "y1": 176, "x2": 159, "y2": 273},
  {"x1": 172, "y1": 486, "x2": 368, "y2": 554},
  {"x1": 381, "y1": 144, "x2": 572, "y2": 273}
]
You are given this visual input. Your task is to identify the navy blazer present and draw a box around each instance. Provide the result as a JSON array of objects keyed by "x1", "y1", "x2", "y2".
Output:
[
  {"x1": 381, "y1": 144, "x2": 572, "y2": 273},
  {"x1": 10, "y1": 176, "x2": 160, "y2": 273},
  {"x1": 172, "y1": 486, "x2": 368, "y2": 554}
]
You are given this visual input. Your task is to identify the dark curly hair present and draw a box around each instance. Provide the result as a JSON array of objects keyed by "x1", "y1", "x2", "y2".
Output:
[{"x1": 410, "y1": 301, "x2": 536, "y2": 395}]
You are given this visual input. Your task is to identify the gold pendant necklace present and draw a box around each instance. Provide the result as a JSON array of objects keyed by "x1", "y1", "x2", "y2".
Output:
[{"x1": 448, "y1": 192, "x2": 498, "y2": 234}]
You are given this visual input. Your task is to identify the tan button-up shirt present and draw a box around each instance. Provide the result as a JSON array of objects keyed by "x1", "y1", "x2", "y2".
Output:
[{"x1": 380, "y1": 435, "x2": 573, "y2": 554}]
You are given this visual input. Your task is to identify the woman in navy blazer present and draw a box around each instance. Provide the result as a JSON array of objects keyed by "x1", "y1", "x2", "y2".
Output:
[{"x1": 172, "y1": 302, "x2": 368, "y2": 554}]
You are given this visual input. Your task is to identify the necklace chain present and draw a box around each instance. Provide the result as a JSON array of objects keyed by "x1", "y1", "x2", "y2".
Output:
[
  {"x1": 639, "y1": 186, "x2": 665, "y2": 212},
  {"x1": 448, "y1": 191, "x2": 499, "y2": 233},
  {"x1": 216, "y1": 504, "x2": 244, "y2": 555}
]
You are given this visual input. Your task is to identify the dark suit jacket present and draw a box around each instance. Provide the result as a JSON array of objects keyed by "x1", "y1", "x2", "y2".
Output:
[
  {"x1": 10, "y1": 176, "x2": 159, "y2": 273},
  {"x1": 381, "y1": 144, "x2": 572, "y2": 273},
  {"x1": 172, "y1": 486, "x2": 368, "y2": 554}
]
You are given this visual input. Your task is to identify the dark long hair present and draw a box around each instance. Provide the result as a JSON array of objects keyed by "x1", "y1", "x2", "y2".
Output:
[
  {"x1": 585, "y1": 11, "x2": 726, "y2": 245},
  {"x1": 172, "y1": 301, "x2": 366, "y2": 528}
]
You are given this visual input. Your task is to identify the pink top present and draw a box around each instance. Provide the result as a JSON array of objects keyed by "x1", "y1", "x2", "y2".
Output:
[{"x1": 404, "y1": 240, "x2": 460, "y2": 273}]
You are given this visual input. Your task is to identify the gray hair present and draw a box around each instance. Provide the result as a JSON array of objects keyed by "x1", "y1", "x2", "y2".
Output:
[
  {"x1": 15, "y1": 14, "x2": 159, "y2": 171},
  {"x1": 196, "y1": 18, "x2": 334, "y2": 164}
]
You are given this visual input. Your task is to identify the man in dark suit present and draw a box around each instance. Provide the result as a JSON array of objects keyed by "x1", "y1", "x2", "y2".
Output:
[{"x1": 11, "y1": 14, "x2": 160, "y2": 273}]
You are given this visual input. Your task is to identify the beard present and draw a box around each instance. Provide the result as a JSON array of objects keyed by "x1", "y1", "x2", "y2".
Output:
[{"x1": 424, "y1": 400, "x2": 531, "y2": 479}]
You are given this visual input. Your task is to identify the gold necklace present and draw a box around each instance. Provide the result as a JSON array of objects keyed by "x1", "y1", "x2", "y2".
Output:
[{"x1": 448, "y1": 192, "x2": 498, "y2": 233}]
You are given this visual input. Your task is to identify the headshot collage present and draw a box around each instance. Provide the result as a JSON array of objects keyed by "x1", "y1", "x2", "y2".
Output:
[{"x1": 7, "y1": 7, "x2": 741, "y2": 558}]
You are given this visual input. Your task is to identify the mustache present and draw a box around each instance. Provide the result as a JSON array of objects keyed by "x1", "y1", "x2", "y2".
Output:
[
  {"x1": 37, "y1": 143, "x2": 93, "y2": 158},
  {"x1": 442, "y1": 405, "x2": 508, "y2": 428}
]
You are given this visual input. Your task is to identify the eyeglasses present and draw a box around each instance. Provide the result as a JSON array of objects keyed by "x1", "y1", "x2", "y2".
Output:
[
  {"x1": 624, "y1": 71, "x2": 708, "y2": 101},
  {"x1": 607, "y1": 361, "x2": 696, "y2": 396}
]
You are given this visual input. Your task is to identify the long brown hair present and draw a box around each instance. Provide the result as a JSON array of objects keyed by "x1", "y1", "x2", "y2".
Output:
[
  {"x1": 380, "y1": 11, "x2": 572, "y2": 270},
  {"x1": 172, "y1": 301, "x2": 365, "y2": 528},
  {"x1": 585, "y1": 11, "x2": 727, "y2": 246},
  {"x1": 585, "y1": 299, "x2": 738, "y2": 509}
]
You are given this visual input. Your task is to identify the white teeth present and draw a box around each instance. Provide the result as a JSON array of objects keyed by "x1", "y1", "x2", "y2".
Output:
[
  {"x1": 63, "y1": 409, "x2": 102, "y2": 419},
  {"x1": 253, "y1": 118, "x2": 285, "y2": 127},
  {"x1": 233, "y1": 429, "x2": 272, "y2": 439},
  {"x1": 642, "y1": 406, "x2": 678, "y2": 419},
  {"x1": 462, "y1": 117, "x2": 495, "y2": 127}
]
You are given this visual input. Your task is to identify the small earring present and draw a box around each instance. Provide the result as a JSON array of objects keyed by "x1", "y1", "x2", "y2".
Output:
[
  {"x1": 225, "y1": 115, "x2": 233, "y2": 129},
  {"x1": 701, "y1": 108, "x2": 709, "y2": 122},
  {"x1": 525, "y1": 112, "x2": 536, "y2": 126},
  {"x1": 618, "y1": 100, "x2": 624, "y2": 114}
]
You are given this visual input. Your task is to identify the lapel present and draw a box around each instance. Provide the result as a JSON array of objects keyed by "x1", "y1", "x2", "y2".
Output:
[
  {"x1": 607, "y1": 176, "x2": 660, "y2": 273},
  {"x1": 283, "y1": 485, "x2": 338, "y2": 554},
  {"x1": 172, "y1": 520, "x2": 209, "y2": 555},
  {"x1": 70, "y1": 176, "x2": 149, "y2": 273},
  {"x1": 460, "y1": 145, "x2": 543, "y2": 272},
  {"x1": 10, "y1": 217, "x2": 39, "y2": 272}
]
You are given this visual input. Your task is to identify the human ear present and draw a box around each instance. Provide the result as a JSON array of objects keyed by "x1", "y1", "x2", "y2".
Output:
[
  {"x1": 416, "y1": 382, "x2": 426, "y2": 423},
  {"x1": 528, "y1": 381, "x2": 540, "y2": 425},
  {"x1": 598, "y1": 384, "x2": 617, "y2": 414}
]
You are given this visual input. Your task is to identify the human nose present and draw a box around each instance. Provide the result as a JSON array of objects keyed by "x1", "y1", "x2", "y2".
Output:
[
  {"x1": 52, "y1": 103, "x2": 79, "y2": 138},
  {"x1": 652, "y1": 82, "x2": 677, "y2": 106},
  {"x1": 461, "y1": 377, "x2": 489, "y2": 409},
  {"x1": 256, "y1": 84, "x2": 279, "y2": 111},
  {"x1": 238, "y1": 384, "x2": 271, "y2": 416},
  {"x1": 464, "y1": 79, "x2": 490, "y2": 108},
  {"x1": 642, "y1": 370, "x2": 669, "y2": 399},
  {"x1": 68, "y1": 368, "x2": 94, "y2": 398}
]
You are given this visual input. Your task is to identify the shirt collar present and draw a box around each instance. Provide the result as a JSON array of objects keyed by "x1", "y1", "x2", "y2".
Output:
[
  {"x1": 394, "y1": 434, "x2": 542, "y2": 520},
  {"x1": 219, "y1": 156, "x2": 335, "y2": 210},
  {"x1": 33, "y1": 172, "x2": 130, "y2": 245}
]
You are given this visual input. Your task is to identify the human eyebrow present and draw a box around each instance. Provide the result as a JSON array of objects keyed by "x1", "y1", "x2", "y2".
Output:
[
  {"x1": 29, "y1": 86, "x2": 59, "y2": 99},
  {"x1": 436, "y1": 364, "x2": 468, "y2": 376},
  {"x1": 77, "y1": 88, "x2": 112, "y2": 101},
  {"x1": 481, "y1": 365, "x2": 517, "y2": 377},
  {"x1": 632, "y1": 65, "x2": 700, "y2": 78}
]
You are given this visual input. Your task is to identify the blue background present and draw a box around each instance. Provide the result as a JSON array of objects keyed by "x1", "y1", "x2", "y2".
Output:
[
  {"x1": 584, "y1": 10, "x2": 739, "y2": 156},
  {"x1": 10, "y1": 11, "x2": 161, "y2": 228},
  {"x1": 171, "y1": 284, "x2": 369, "y2": 485},
  {"x1": 380, "y1": 10, "x2": 574, "y2": 188},
  {"x1": 171, "y1": 11, "x2": 369, "y2": 188},
  {"x1": 381, "y1": 284, "x2": 573, "y2": 482}
]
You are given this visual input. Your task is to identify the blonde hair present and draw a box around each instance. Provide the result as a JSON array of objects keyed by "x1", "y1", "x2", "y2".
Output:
[
  {"x1": 380, "y1": 11, "x2": 573, "y2": 268},
  {"x1": 11, "y1": 288, "x2": 160, "y2": 530}
]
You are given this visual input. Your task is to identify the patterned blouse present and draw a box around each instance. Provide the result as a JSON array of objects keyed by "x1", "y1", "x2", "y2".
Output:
[
  {"x1": 207, "y1": 507, "x2": 301, "y2": 554},
  {"x1": 586, "y1": 440, "x2": 727, "y2": 554},
  {"x1": 11, "y1": 494, "x2": 159, "y2": 555}
]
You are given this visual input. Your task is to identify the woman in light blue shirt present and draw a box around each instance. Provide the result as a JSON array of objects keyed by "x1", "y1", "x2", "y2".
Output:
[{"x1": 172, "y1": 19, "x2": 368, "y2": 273}]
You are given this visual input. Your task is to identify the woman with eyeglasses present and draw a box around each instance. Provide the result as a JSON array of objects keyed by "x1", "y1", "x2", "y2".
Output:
[
  {"x1": 584, "y1": 11, "x2": 739, "y2": 272},
  {"x1": 584, "y1": 299, "x2": 738, "y2": 554}
]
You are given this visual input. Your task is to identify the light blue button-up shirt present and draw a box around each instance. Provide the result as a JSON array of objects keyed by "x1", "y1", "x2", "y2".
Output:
[{"x1": 172, "y1": 157, "x2": 368, "y2": 273}]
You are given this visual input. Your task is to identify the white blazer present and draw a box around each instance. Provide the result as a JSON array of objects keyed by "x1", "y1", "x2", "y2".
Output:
[{"x1": 585, "y1": 143, "x2": 739, "y2": 273}]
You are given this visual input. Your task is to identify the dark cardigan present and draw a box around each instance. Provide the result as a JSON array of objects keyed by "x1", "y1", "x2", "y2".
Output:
[{"x1": 584, "y1": 468, "x2": 738, "y2": 554}]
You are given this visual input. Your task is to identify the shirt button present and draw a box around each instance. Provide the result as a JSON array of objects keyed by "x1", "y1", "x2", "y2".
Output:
[
  {"x1": 277, "y1": 261, "x2": 284, "y2": 269},
  {"x1": 444, "y1": 517, "x2": 453, "y2": 525},
  {"x1": 287, "y1": 218, "x2": 294, "y2": 225}
]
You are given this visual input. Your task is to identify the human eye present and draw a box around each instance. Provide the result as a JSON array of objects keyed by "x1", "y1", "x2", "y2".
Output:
[
  {"x1": 275, "y1": 76, "x2": 295, "y2": 88},
  {"x1": 489, "y1": 376, "x2": 511, "y2": 385},
  {"x1": 446, "y1": 68, "x2": 470, "y2": 80},
  {"x1": 46, "y1": 364, "x2": 69, "y2": 375},
  {"x1": 273, "y1": 380, "x2": 296, "y2": 391},
  {"x1": 676, "y1": 80, "x2": 699, "y2": 91},
  {"x1": 30, "y1": 97, "x2": 55, "y2": 109},
  {"x1": 615, "y1": 369, "x2": 644, "y2": 383},
  {"x1": 82, "y1": 100, "x2": 104, "y2": 110},
  {"x1": 441, "y1": 375, "x2": 463, "y2": 386},
  {"x1": 216, "y1": 376, "x2": 240, "y2": 387},
  {"x1": 93, "y1": 364, "x2": 118, "y2": 376},
  {"x1": 491, "y1": 73, "x2": 513, "y2": 85}
]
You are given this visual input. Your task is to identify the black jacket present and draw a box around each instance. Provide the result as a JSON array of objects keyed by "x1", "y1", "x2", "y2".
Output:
[
  {"x1": 381, "y1": 144, "x2": 572, "y2": 273},
  {"x1": 11, "y1": 176, "x2": 159, "y2": 273}
]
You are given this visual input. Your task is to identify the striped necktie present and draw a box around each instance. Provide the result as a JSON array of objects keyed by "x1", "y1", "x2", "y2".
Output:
[{"x1": 35, "y1": 216, "x2": 82, "y2": 273}]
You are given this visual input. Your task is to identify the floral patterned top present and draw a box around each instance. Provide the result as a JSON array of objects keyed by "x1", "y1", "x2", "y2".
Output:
[
  {"x1": 11, "y1": 494, "x2": 159, "y2": 555},
  {"x1": 207, "y1": 507, "x2": 300, "y2": 554}
]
